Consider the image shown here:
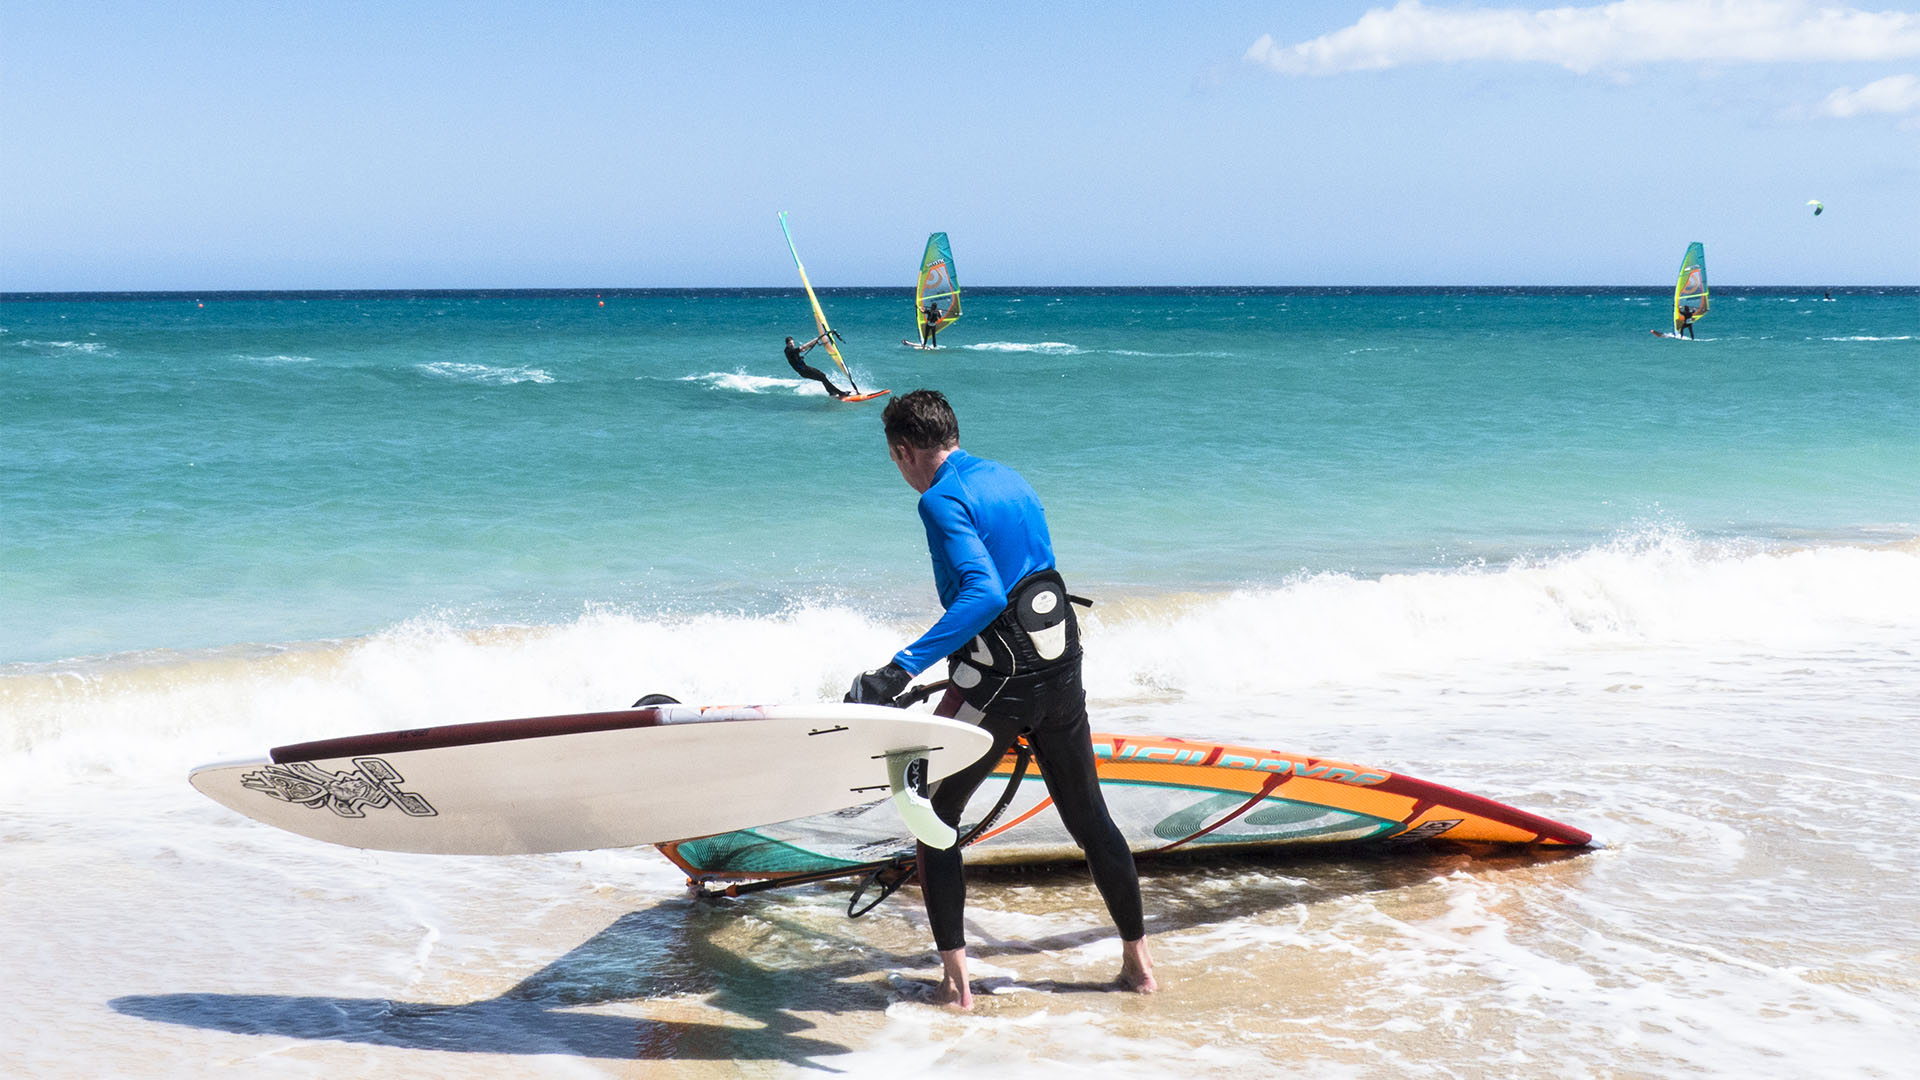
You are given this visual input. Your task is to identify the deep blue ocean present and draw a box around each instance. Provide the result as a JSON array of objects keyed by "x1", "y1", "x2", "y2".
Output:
[{"x1": 3, "y1": 287, "x2": 1914, "y2": 665}]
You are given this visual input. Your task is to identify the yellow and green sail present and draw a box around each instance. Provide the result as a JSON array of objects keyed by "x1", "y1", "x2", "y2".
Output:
[
  {"x1": 777, "y1": 211, "x2": 854, "y2": 386},
  {"x1": 1673, "y1": 242, "x2": 1708, "y2": 334},
  {"x1": 915, "y1": 232, "x2": 961, "y2": 339}
]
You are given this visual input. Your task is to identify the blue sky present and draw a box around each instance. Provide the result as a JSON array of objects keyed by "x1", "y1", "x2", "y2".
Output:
[{"x1": 3, "y1": 1, "x2": 1916, "y2": 288}]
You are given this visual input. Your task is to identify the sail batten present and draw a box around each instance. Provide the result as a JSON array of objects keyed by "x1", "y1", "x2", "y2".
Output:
[
  {"x1": 915, "y1": 233, "x2": 961, "y2": 339},
  {"x1": 1673, "y1": 242, "x2": 1708, "y2": 334}
]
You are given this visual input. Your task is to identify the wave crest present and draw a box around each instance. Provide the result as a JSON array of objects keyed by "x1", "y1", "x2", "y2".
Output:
[
  {"x1": 418, "y1": 361, "x2": 554, "y2": 384},
  {"x1": 961, "y1": 342, "x2": 1083, "y2": 355},
  {"x1": 5, "y1": 534, "x2": 1917, "y2": 783},
  {"x1": 682, "y1": 371, "x2": 823, "y2": 395}
]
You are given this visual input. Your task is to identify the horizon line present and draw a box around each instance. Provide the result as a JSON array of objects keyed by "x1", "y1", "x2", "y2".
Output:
[{"x1": 6, "y1": 283, "x2": 1910, "y2": 302}]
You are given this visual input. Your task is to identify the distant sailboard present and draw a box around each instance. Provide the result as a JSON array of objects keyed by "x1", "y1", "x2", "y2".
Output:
[
  {"x1": 1655, "y1": 241, "x2": 1709, "y2": 339},
  {"x1": 777, "y1": 211, "x2": 889, "y2": 403},
  {"x1": 189, "y1": 703, "x2": 991, "y2": 855},
  {"x1": 658, "y1": 730, "x2": 1593, "y2": 906},
  {"x1": 911, "y1": 232, "x2": 961, "y2": 347}
]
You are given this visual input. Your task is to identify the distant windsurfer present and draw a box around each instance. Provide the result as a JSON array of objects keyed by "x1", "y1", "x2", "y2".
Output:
[
  {"x1": 847, "y1": 389, "x2": 1156, "y2": 1010},
  {"x1": 783, "y1": 334, "x2": 849, "y2": 398},
  {"x1": 1676, "y1": 304, "x2": 1698, "y2": 339},
  {"x1": 920, "y1": 301, "x2": 943, "y2": 347}
]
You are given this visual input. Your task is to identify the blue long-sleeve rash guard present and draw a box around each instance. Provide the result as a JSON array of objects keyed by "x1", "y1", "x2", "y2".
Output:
[{"x1": 892, "y1": 449, "x2": 1056, "y2": 676}]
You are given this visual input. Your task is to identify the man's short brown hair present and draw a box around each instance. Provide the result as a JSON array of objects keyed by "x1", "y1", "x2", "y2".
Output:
[{"x1": 882, "y1": 389, "x2": 960, "y2": 450}]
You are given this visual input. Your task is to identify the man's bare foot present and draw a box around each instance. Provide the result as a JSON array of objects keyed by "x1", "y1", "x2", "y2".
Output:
[
  {"x1": 936, "y1": 946, "x2": 974, "y2": 1011},
  {"x1": 1119, "y1": 936, "x2": 1158, "y2": 994},
  {"x1": 933, "y1": 974, "x2": 974, "y2": 1011}
]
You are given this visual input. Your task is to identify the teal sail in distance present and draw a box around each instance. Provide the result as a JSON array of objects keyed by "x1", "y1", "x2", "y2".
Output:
[
  {"x1": 915, "y1": 233, "x2": 961, "y2": 341},
  {"x1": 1673, "y1": 242, "x2": 1708, "y2": 335}
]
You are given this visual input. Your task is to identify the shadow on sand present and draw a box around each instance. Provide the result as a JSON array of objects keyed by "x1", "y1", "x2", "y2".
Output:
[
  {"x1": 112, "y1": 899, "x2": 883, "y2": 1066},
  {"x1": 112, "y1": 843, "x2": 1591, "y2": 1065}
]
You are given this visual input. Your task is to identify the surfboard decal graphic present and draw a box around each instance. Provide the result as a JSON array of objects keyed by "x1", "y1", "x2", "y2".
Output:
[
  {"x1": 238, "y1": 758, "x2": 437, "y2": 819},
  {"x1": 1387, "y1": 819, "x2": 1463, "y2": 843}
]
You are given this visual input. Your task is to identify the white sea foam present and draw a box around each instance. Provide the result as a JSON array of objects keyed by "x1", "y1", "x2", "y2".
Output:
[
  {"x1": 682, "y1": 370, "x2": 825, "y2": 395},
  {"x1": 6, "y1": 533, "x2": 1920, "y2": 1076},
  {"x1": 16, "y1": 338, "x2": 111, "y2": 354},
  {"x1": 417, "y1": 361, "x2": 555, "y2": 384},
  {"x1": 233, "y1": 352, "x2": 316, "y2": 364},
  {"x1": 1091, "y1": 532, "x2": 1920, "y2": 699},
  {"x1": 961, "y1": 342, "x2": 1084, "y2": 355},
  {"x1": 5, "y1": 533, "x2": 1916, "y2": 786},
  {"x1": 1821, "y1": 335, "x2": 1913, "y2": 342}
]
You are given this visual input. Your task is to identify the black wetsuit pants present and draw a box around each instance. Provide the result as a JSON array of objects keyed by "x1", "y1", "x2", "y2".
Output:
[
  {"x1": 921, "y1": 660, "x2": 1145, "y2": 952},
  {"x1": 788, "y1": 357, "x2": 845, "y2": 396}
]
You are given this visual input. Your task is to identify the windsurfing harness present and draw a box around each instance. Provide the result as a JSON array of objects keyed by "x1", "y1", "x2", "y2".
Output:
[{"x1": 945, "y1": 569, "x2": 1090, "y2": 719}]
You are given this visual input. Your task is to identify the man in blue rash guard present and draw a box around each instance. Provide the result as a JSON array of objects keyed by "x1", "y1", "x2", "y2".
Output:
[{"x1": 846, "y1": 389, "x2": 1156, "y2": 1010}]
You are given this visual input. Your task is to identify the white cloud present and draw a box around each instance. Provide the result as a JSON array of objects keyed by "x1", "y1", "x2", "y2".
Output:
[
  {"x1": 1246, "y1": 1, "x2": 1920, "y2": 75},
  {"x1": 1819, "y1": 73, "x2": 1920, "y2": 116}
]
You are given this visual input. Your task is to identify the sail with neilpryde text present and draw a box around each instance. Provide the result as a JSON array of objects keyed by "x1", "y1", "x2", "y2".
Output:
[
  {"x1": 1673, "y1": 242, "x2": 1708, "y2": 335},
  {"x1": 777, "y1": 211, "x2": 858, "y2": 391},
  {"x1": 915, "y1": 233, "x2": 961, "y2": 342}
]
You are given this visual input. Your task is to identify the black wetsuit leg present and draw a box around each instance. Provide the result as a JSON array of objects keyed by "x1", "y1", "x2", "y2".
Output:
[
  {"x1": 918, "y1": 663, "x2": 1144, "y2": 952},
  {"x1": 917, "y1": 711, "x2": 1018, "y2": 952},
  {"x1": 788, "y1": 358, "x2": 846, "y2": 397},
  {"x1": 1023, "y1": 688, "x2": 1145, "y2": 941}
]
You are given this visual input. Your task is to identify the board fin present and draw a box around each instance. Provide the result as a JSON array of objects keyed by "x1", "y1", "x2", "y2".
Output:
[{"x1": 885, "y1": 750, "x2": 956, "y2": 848}]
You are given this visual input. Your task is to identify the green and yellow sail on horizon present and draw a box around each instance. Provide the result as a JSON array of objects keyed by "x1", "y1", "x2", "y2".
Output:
[
  {"x1": 777, "y1": 211, "x2": 855, "y2": 388},
  {"x1": 1673, "y1": 242, "x2": 1708, "y2": 335},
  {"x1": 915, "y1": 232, "x2": 961, "y2": 341}
]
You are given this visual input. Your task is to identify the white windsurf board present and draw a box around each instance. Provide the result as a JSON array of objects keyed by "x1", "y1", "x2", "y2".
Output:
[{"x1": 190, "y1": 703, "x2": 992, "y2": 855}]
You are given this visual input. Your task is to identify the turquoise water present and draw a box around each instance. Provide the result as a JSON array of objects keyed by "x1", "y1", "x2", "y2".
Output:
[
  {"x1": 3, "y1": 287, "x2": 1914, "y2": 664},
  {"x1": 6, "y1": 288, "x2": 1920, "y2": 1077}
]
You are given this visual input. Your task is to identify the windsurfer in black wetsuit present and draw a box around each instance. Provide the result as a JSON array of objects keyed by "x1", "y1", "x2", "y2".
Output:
[
  {"x1": 784, "y1": 335, "x2": 849, "y2": 398},
  {"x1": 921, "y1": 301, "x2": 942, "y2": 348},
  {"x1": 1677, "y1": 304, "x2": 1698, "y2": 339}
]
